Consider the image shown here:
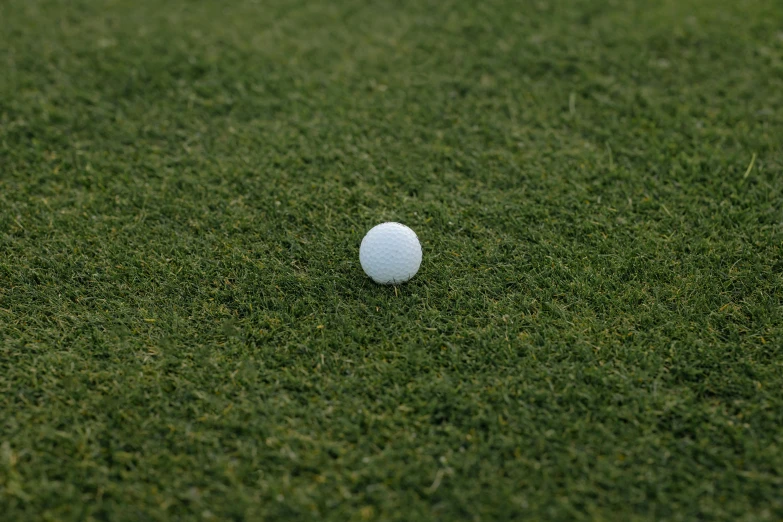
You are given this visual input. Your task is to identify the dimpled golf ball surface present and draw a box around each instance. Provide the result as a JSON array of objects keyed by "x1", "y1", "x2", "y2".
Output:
[{"x1": 360, "y1": 222, "x2": 422, "y2": 284}]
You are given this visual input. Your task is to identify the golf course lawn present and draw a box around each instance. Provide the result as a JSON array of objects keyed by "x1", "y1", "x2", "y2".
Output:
[{"x1": 1, "y1": 0, "x2": 782, "y2": 520}]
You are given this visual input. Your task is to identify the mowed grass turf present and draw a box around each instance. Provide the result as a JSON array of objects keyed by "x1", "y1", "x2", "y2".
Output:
[{"x1": 1, "y1": 0, "x2": 782, "y2": 520}]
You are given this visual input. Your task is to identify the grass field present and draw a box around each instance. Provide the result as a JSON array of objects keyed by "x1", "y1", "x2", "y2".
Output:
[{"x1": 1, "y1": 0, "x2": 782, "y2": 520}]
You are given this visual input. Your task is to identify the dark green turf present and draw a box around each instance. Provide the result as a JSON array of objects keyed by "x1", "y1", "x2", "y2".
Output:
[{"x1": 1, "y1": 0, "x2": 782, "y2": 520}]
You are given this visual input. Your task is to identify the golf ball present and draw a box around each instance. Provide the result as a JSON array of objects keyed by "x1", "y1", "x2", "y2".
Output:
[{"x1": 359, "y1": 222, "x2": 422, "y2": 285}]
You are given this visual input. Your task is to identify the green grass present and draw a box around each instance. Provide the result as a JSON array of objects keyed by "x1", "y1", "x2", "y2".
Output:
[{"x1": 1, "y1": 0, "x2": 782, "y2": 520}]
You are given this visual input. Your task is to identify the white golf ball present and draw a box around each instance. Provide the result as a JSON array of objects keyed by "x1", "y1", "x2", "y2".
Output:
[{"x1": 359, "y1": 222, "x2": 422, "y2": 285}]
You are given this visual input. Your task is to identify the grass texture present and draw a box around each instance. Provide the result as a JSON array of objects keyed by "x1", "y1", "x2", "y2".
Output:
[{"x1": 1, "y1": 0, "x2": 782, "y2": 520}]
